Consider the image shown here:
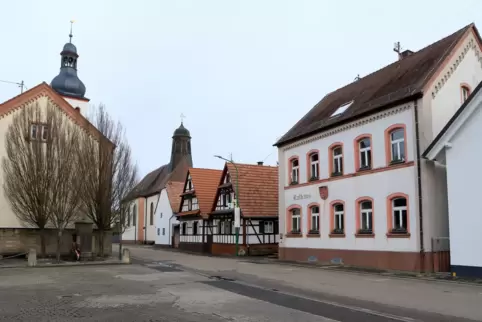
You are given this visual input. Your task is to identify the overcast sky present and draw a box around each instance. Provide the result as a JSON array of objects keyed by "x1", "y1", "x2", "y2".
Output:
[{"x1": 1, "y1": 0, "x2": 481, "y2": 177}]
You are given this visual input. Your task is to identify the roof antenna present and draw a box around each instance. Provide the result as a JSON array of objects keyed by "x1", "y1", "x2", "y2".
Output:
[
  {"x1": 393, "y1": 41, "x2": 402, "y2": 59},
  {"x1": 69, "y1": 20, "x2": 75, "y2": 43}
]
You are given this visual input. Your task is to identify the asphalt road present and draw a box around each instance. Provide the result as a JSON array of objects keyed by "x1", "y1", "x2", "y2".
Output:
[
  {"x1": 126, "y1": 245, "x2": 482, "y2": 322},
  {"x1": 0, "y1": 246, "x2": 479, "y2": 321}
]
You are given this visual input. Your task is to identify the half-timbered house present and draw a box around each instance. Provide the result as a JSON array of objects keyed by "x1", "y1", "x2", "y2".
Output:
[
  {"x1": 209, "y1": 162, "x2": 279, "y2": 256},
  {"x1": 177, "y1": 168, "x2": 222, "y2": 253}
]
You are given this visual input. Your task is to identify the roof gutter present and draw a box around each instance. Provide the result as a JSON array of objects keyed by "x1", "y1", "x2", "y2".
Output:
[{"x1": 413, "y1": 99, "x2": 425, "y2": 272}]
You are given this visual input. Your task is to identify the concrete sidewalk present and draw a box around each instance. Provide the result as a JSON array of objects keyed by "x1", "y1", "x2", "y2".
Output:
[{"x1": 121, "y1": 244, "x2": 482, "y2": 321}]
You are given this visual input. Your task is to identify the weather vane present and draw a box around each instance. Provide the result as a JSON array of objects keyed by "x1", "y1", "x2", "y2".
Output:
[
  {"x1": 69, "y1": 20, "x2": 75, "y2": 43},
  {"x1": 180, "y1": 113, "x2": 186, "y2": 124}
]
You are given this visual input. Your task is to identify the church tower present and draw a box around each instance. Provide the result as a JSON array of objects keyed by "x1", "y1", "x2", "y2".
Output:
[
  {"x1": 50, "y1": 21, "x2": 90, "y2": 116},
  {"x1": 169, "y1": 122, "x2": 193, "y2": 172}
]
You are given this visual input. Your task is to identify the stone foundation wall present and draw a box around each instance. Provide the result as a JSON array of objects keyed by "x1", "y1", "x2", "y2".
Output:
[{"x1": 0, "y1": 228, "x2": 112, "y2": 257}]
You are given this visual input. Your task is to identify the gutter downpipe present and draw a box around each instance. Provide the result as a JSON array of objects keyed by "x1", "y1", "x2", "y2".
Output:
[
  {"x1": 144, "y1": 197, "x2": 148, "y2": 244},
  {"x1": 414, "y1": 99, "x2": 425, "y2": 272}
]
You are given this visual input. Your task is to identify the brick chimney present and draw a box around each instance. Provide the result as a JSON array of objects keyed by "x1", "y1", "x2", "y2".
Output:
[{"x1": 257, "y1": 161, "x2": 264, "y2": 166}]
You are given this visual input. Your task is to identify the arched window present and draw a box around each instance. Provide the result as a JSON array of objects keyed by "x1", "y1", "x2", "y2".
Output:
[
  {"x1": 461, "y1": 85, "x2": 471, "y2": 102},
  {"x1": 331, "y1": 202, "x2": 345, "y2": 235},
  {"x1": 391, "y1": 197, "x2": 408, "y2": 233},
  {"x1": 357, "y1": 137, "x2": 372, "y2": 170},
  {"x1": 289, "y1": 157, "x2": 299, "y2": 184},
  {"x1": 309, "y1": 205, "x2": 320, "y2": 233},
  {"x1": 332, "y1": 145, "x2": 343, "y2": 175},
  {"x1": 308, "y1": 152, "x2": 319, "y2": 180},
  {"x1": 150, "y1": 202, "x2": 154, "y2": 225},
  {"x1": 359, "y1": 200, "x2": 373, "y2": 233},
  {"x1": 290, "y1": 208, "x2": 301, "y2": 233}
]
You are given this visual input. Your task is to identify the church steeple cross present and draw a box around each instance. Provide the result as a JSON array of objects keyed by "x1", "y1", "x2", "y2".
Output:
[
  {"x1": 180, "y1": 113, "x2": 186, "y2": 124},
  {"x1": 69, "y1": 20, "x2": 75, "y2": 43}
]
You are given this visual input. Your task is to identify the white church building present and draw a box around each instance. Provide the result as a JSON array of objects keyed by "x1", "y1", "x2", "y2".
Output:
[
  {"x1": 274, "y1": 23, "x2": 482, "y2": 272},
  {"x1": 423, "y1": 80, "x2": 482, "y2": 278}
]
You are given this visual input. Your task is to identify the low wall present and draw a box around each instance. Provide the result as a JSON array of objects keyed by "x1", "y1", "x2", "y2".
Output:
[
  {"x1": 0, "y1": 228, "x2": 112, "y2": 257},
  {"x1": 212, "y1": 243, "x2": 278, "y2": 256}
]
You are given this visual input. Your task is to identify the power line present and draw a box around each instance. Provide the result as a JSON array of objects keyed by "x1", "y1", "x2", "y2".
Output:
[{"x1": 0, "y1": 79, "x2": 25, "y2": 93}]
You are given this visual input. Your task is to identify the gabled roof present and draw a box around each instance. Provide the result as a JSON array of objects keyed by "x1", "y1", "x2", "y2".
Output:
[
  {"x1": 126, "y1": 155, "x2": 191, "y2": 200},
  {"x1": 423, "y1": 80, "x2": 482, "y2": 160},
  {"x1": 179, "y1": 168, "x2": 222, "y2": 217},
  {"x1": 217, "y1": 163, "x2": 278, "y2": 218},
  {"x1": 165, "y1": 181, "x2": 184, "y2": 213},
  {"x1": 0, "y1": 82, "x2": 110, "y2": 145},
  {"x1": 275, "y1": 23, "x2": 477, "y2": 147}
]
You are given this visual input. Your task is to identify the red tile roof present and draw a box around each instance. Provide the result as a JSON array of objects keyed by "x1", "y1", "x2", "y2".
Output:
[
  {"x1": 181, "y1": 168, "x2": 222, "y2": 217},
  {"x1": 275, "y1": 23, "x2": 477, "y2": 147},
  {"x1": 165, "y1": 181, "x2": 184, "y2": 213},
  {"x1": 224, "y1": 163, "x2": 278, "y2": 218}
]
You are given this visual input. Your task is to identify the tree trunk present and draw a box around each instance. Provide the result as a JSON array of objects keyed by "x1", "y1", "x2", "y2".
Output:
[
  {"x1": 118, "y1": 232, "x2": 123, "y2": 260},
  {"x1": 39, "y1": 228, "x2": 46, "y2": 258},
  {"x1": 56, "y1": 229, "x2": 62, "y2": 263},
  {"x1": 98, "y1": 230, "x2": 105, "y2": 257}
]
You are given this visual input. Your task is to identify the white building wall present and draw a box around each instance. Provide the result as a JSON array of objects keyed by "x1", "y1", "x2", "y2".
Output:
[
  {"x1": 62, "y1": 96, "x2": 91, "y2": 118},
  {"x1": 279, "y1": 104, "x2": 418, "y2": 252},
  {"x1": 154, "y1": 189, "x2": 178, "y2": 245},
  {"x1": 145, "y1": 194, "x2": 158, "y2": 242},
  {"x1": 420, "y1": 31, "x2": 482, "y2": 251},
  {"x1": 445, "y1": 103, "x2": 482, "y2": 268},
  {"x1": 122, "y1": 199, "x2": 139, "y2": 241},
  {"x1": 430, "y1": 32, "x2": 482, "y2": 139},
  {"x1": 0, "y1": 95, "x2": 97, "y2": 229}
]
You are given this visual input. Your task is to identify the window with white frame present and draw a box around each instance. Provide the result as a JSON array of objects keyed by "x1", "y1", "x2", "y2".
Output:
[
  {"x1": 462, "y1": 86, "x2": 470, "y2": 102},
  {"x1": 332, "y1": 146, "x2": 343, "y2": 174},
  {"x1": 310, "y1": 206, "x2": 320, "y2": 232},
  {"x1": 358, "y1": 138, "x2": 372, "y2": 169},
  {"x1": 264, "y1": 221, "x2": 274, "y2": 233},
  {"x1": 309, "y1": 153, "x2": 319, "y2": 180},
  {"x1": 291, "y1": 208, "x2": 301, "y2": 233},
  {"x1": 30, "y1": 123, "x2": 49, "y2": 142},
  {"x1": 182, "y1": 222, "x2": 187, "y2": 235},
  {"x1": 186, "y1": 176, "x2": 193, "y2": 190},
  {"x1": 291, "y1": 159, "x2": 299, "y2": 184},
  {"x1": 392, "y1": 197, "x2": 408, "y2": 233},
  {"x1": 359, "y1": 201, "x2": 373, "y2": 233},
  {"x1": 390, "y1": 129, "x2": 405, "y2": 162},
  {"x1": 333, "y1": 203, "x2": 344, "y2": 233}
]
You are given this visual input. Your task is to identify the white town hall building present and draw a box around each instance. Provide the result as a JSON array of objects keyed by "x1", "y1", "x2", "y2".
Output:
[{"x1": 275, "y1": 23, "x2": 482, "y2": 272}]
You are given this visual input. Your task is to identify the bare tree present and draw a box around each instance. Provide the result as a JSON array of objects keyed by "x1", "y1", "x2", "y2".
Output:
[
  {"x1": 48, "y1": 111, "x2": 84, "y2": 262},
  {"x1": 78, "y1": 105, "x2": 138, "y2": 257},
  {"x1": 2, "y1": 102, "x2": 82, "y2": 258}
]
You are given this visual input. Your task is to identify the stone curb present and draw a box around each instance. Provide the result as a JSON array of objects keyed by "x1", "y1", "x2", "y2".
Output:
[{"x1": 0, "y1": 260, "x2": 129, "y2": 269}]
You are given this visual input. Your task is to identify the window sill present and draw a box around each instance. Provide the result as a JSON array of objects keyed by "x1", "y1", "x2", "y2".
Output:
[
  {"x1": 309, "y1": 176, "x2": 319, "y2": 182},
  {"x1": 355, "y1": 233, "x2": 375, "y2": 238},
  {"x1": 386, "y1": 233, "x2": 411, "y2": 238},
  {"x1": 289, "y1": 182, "x2": 299, "y2": 186},
  {"x1": 286, "y1": 232, "x2": 303, "y2": 238},
  {"x1": 329, "y1": 233, "x2": 345, "y2": 238},
  {"x1": 331, "y1": 172, "x2": 343, "y2": 177},
  {"x1": 357, "y1": 166, "x2": 372, "y2": 172},
  {"x1": 388, "y1": 160, "x2": 406, "y2": 166},
  {"x1": 306, "y1": 233, "x2": 320, "y2": 238}
]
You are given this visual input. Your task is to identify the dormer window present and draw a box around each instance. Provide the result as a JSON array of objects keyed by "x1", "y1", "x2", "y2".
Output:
[
  {"x1": 187, "y1": 176, "x2": 193, "y2": 191},
  {"x1": 330, "y1": 101, "x2": 354, "y2": 117}
]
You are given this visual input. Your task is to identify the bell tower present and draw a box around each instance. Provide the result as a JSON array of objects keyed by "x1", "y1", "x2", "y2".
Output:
[
  {"x1": 169, "y1": 121, "x2": 193, "y2": 172},
  {"x1": 50, "y1": 21, "x2": 90, "y2": 116}
]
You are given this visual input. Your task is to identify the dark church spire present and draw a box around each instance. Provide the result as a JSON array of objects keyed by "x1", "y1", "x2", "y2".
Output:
[
  {"x1": 50, "y1": 20, "x2": 86, "y2": 99},
  {"x1": 169, "y1": 119, "x2": 193, "y2": 172}
]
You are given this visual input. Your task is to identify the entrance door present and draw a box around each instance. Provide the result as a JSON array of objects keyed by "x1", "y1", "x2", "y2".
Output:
[{"x1": 173, "y1": 225, "x2": 180, "y2": 248}]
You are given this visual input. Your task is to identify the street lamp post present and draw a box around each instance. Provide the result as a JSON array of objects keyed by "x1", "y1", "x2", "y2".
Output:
[{"x1": 214, "y1": 155, "x2": 240, "y2": 256}]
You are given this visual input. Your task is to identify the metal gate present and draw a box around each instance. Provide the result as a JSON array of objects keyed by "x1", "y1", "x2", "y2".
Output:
[{"x1": 431, "y1": 237, "x2": 450, "y2": 272}]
